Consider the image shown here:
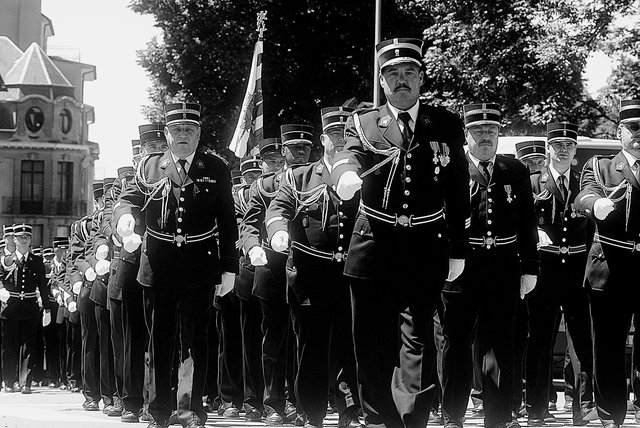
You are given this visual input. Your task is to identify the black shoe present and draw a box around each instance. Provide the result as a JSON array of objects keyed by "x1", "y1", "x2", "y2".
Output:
[
  {"x1": 338, "y1": 409, "x2": 364, "y2": 428},
  {"x1": 327, "y1": 402, "x2": 336, "y2": 414},
  {"x1": 184, "y1": 421, "x2": 204, "y2": 428},
  {"x1": 429, "y1": 409, "x2": 444, "y2": 425},
  {"x1": 444, "y1": 422, "x2": 463, "y2": 428},
  {"x1": 140, "y1": 403, "x2": 153, "y2": 422},
  {"x1": 265, "y1": 411, "x2": 284, "y2": 426},
  {"x1": 245, "y1": 410, "x2": 262, "y2": 422},
  {"x1": 147, "y1": 422, "x2": 168, "y2": 428},
  {"x1": 581, "y1": 407, "x2": 597, "y2": 422},
  {"x1": 20, "y1": 386, "x2": 31, "y2": 394},
  {"x1": 84, "y1": 400, "x2": 99, "y2": 411},
  {"x1": 564, "y1": 399, "x2": 574, "y2": 411},
  {"x1": 496, "y1": 422, "x2": 521, "y2": 428},
  {"x1": 542, "y1": 410, "x2": 556, "y2": 423},
  {"x1": 121, "y1": 410, "x2": 140, "y2": 423},
  {"x1": 3, "y1": 386, "x2": 15, "y2": 393},
  {"x1": 472, "y1": 402, "x2": 484, "y2": 417},
  {"x1": 548, "y1": 401, "x2": 557, "y2": 412},
  {"x1": 222, "y1": 405, "x2": 240, "y2": 418},
  {"x1": 602, "y1": 424, "x2": 620, "y2": 428},
  {"x1": 103, "y1": 404, "x2": 116, "y2": 415},
  {"x1": 48, "y1": 382, "x2": 59, "y2": 388},
  {"x1": 70, "y1": 386, "x2": 81, "y2": 393},
  {"x1": 295, "y1": 413, "x2": 307, "y2": 426},
  {"x1": 284, "y1": 402, "x2": 298, "y2": 423},
  {"x1": 527, "y1": 418, "x2": 544, "y2": 426},
  {"x1": 167, "y1": 410, "x2": 179, "y2": 425},
  {"x1": 304, "y1": 423, "x2": 323, "y2": 428},
  {"x1": 108, "y1": 397, "x2": 123, "y2": 416}
]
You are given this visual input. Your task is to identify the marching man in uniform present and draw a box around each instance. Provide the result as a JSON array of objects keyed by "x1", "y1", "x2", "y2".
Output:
[
  {"x1": 575, "y1": 99, "x2": 640, "y2": 428},
  {"x1": 114, "y1": 102, "x2": 238, "y2": 428},
  {"x1": 332, "y1": 38, "x2": 470, "y2": 428},
  {"x1": 439, "y1": 103, "x2": 538, "y2": 428}
]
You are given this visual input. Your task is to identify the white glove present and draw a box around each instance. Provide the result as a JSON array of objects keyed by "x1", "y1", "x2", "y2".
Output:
[
  {"x1": 68, "y1": 301, "x2": 77, "y2": 313},
  {"x1": 52, "y1": 288, "x2": 60, "y2": 298},
  {"x1": 42, "y1": 310, "x2": 51, "y2": 327},
  {"x1": 0, "y1": 288, "x2": 10, "y2": 303},
  {"x1": 248, "y1": 246, "x2": 268, "y2": 266},
  {"x1": 520, "y1": 274, "x2": 537, "y2": 299},
  {"x1": 217, "y1": 272, "x2": 236, "y2": 297},
  {"x1": 95, "y1": 260, "x2": 110, "y2": 276},
  {"x1": 446, "y1": 258, "x2": 465, "y2": 282},
  {"x1": 537, "y1": 229, "x2": 553, "y2": 249},
  {"x1": 270, "y1": 230, "x2": 290, "y2": 252},
  {"x1": 85, "y1": 267, "x2": 97, "y2": 282},
  {"x1": 56, "y1": 294, "x2": 63, "y2": 306},
  {"x1": 335, "y1": 171, "x2": 362, "y2": 200},
  {"x1": 72, "y1": 281, "x2": 82, "y2": 294},
  {"x1": 123, "y1": 233, "x2": 142, "y2": 252},
  {"x1": 117, "y1": 213, "x2": 136, "y2": 238},
  {"x1": 95, "y1": 244, "x2": 110, "y2": 261},
  {"x1": 593, "y1": 198, "x2": 615, "y2": 220}
]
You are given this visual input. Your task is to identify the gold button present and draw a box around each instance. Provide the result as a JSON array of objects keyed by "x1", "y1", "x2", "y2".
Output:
[
  {"x1": 339, "y1": 223, "x2": 344, "y2": 227},
  {"x1": 407, "y1": 153, "x2": 412, "y2": 159},
  {"x1": 406, "y1": 165, "x2": 412, "y2": 170},
  {"x1": 180, "y1": 197, "x2": 185, "y2": 202},
  {"x1": 404, "y1": 190, "x2": 410, "y2": 196},
  {"x1": 488, "y1": 209, "x2": 492, "y2": 213},
  {"x1": 562, "y1": 238, "x2": 566, "y2": 242},
  {"x1": 339, "y1": 234, "x2": 344, "y2": 239},
  {"x1": 181, "y1": 187, "x2": 186, "y2": 192},
  {"x1": 487, "y1": 231, "x2": 492, "y2": 236},
  {"x1": 177, "y1": 229, "x2": 182, "y2": 233},
  {"x1": 405, "y1": 177, "x2": 411, "y2": 183},
  {"x1": 402, "y1": 204, "x2": 408, "y2": 209},
  {"x1": 487, "y1": 220, "x2": 492, "y2": 225},
  {"x1": 339, "y1": 212, "x2": 344, "y2": 216},
  {"x1": 178, "y1": 218, "x2": 183, "y2": 223},
  {"x1": 338, "y1": 246, "x2": 343, "y2": 251},
  {"x1": 179, "y1": 207, "x2": 184, "y2": 212}
]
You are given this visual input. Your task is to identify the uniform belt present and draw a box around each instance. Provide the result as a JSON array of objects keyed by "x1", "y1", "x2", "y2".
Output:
[
  {"x1": 540, "y1": 244, "x2": 586, "y2": 255},
  {"x1": 147, "y1": 228, "x2": 215, "y2": 247},
  {"x1": 469, "y1": 235, "x2": 517, "y2": 248},
  {"x1": 291, "y1": 241, "x2": 346, "y2": 262},
  {"x1": 360, "y1": 202, "x2": 444, "y2": 227},
  {"x1": 594, "y1": 233, "x2": 640, "y2": 252},
  {"x1": 8, "y1": 291, "x2": 37, "y2": 299}
]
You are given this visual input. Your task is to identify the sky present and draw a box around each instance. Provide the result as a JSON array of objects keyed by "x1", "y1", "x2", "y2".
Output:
[
  {"x1": 40, "y1": 1, "x2": 615, "y2": 179},
  {"x1": 41, "y1": 0, "x2": 161, "y2": 180}
]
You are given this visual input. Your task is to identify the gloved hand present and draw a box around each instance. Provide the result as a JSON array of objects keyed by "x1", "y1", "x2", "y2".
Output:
[
  {"x1": 216, "y1": 272, "x2": 236, "y2": 297},
  {"x1": 446, "y1": 258, "x2": 465, "y2": 282},
  {"x1": 270, "y1": 230, "x2": 290, "y2": 252},
  {"x1": 42, "y1": 310, "x2": 51, "y2": 327},
  {"x1": 248, "y1": 246, "x2": 268, "y2": 266},
  {"x1": 68, "y1": 301, "x2": 77, "y2": 313},
  {"x1": 52, "y1": 288, "x2": 60, "y2": 298},
  {"x1": 335, "y1": 171, "x2": 362, "y2": 201},
  {"x1": 72, "y1": 281, "x2": 82, "y2": 295},
  {"x1": 593, "y1": 198, "x2": 614, "y2": 220},
  {"x1": 520, "y1": 274, "x2": 537, "y2": 299},
  {"x1": 117, "y1": 213, "x2": 136, "y2": 238},
  {"x1": 95, "y1": 244, "x2": 110, "y2": 261},
  {"x1": 123, "y1": 233, "x2": 142, "y2": 253},
  {"x1": 537, "y1": 229, "x2": 553, "y2": 249},
  {"x1": 85, "y1": 267, "x2": 97, "y2": 282},
  {"x1": 95, "y1": 260, "x2": 110, "y2": 276},
  {"x1": 0, "y1": 288, "x2": 10, "y2": 303}
]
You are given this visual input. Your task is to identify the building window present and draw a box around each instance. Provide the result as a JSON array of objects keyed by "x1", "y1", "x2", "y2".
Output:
[
  {"x1": 57, "y1": 162, "x2": 73, "y2": 215},
  {"x1": 60, "y1": 109, "x2": 72, "y2": 134},
  {"x1": 25, "y1": 106, "x2": 45, "y2": 133},
  {"x1": 21, "y1": 160, "x2": 44, "y2": 214},
  {"x1": 31, "y1": 224, "x2": 43, "y2": 247},
  {"x1": 56, "y1": 225, "x2": 70, "y2": 237}
]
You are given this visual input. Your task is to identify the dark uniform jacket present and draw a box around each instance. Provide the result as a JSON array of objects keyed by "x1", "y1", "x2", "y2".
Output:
[
  {"x1": 1, "y1": 252, "x2": 50, "y2": 320},
  {"x1": 575, "y1": 151, "x2": 640, "y2": 290},
  {"x1": 240, "y1": 170, "x2": 289, "y2": 301},
  {"x1": 266, "y1": 160, "x2": 359, "y2": 304},
  {"x1": 331, "y1": 102, "x2": 470, "y2": 281},
  {"x1": 68, "y1": 216, "x2": 95, "y2": 315},
  {"x1": 233, "y1": 183, "x2": 255, "y2": 301},
  {"x1": 87, "y1": 208, "x2": 109, "y2": 307},
  {"x1": 113, "y1": 150, "x2": 239, "y2": 289},
  {"x1": 531, "y1": 166, "x2": 589, "y2": 291},
  {"x1": 445, "y1": 153, "x2": 538, "y2": 292}
]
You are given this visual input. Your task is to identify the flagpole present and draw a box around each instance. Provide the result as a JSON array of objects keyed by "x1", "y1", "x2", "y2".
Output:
[{"x1": 373, "y1": 0, "x2": 381, "y2": 107}]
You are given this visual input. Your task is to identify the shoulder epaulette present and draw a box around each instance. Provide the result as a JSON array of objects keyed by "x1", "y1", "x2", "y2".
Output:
[
  {"x1": 354, "y1": 106, "x2": 378, "y2": 115},
  {"x1": 199, "y1": 147, "x2": 229, "y2": 165}
]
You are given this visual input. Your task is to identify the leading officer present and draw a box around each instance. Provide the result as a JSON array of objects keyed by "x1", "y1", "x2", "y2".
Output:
[
  {"x1": 332, "y1": 38, "x2": 470, "y2": 428},
  {"x1": 114, "y1": 102, "x2": 238, "y2": 428}
]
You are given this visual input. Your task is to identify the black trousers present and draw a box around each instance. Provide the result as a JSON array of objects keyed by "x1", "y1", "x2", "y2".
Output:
[
  {"x1": 632, "y1": 315, "x2": 640, "y2": 410},
  {"x1": 216, "y1": 292, "x2": 244, "y2": 408},
  {"x1": 512, "y1": 299, "x2": 528, "y2": 412},
  {"x1": 109, "y1": 298, "x2": 125, "y2": 400},
  {"x1": 590, "y1": 287, "x2": 636, "y2": 424},
  {"x1": 441, "y1": 285, "x2": 519, "y2": 428},
  {"x1": 203, "y1": 306, "x2": 219, "y2": 405},
  {"x1": 43, "y1": 305, "x2": 61, "y2": 384},
  {"x1": 95, "y1": 303, "x2": 116, "y2": 405},
  {"x1": 260, "y1": 297, "x2": 291, "y2": 415},
  {"x1": 290, "y1": 279, "x2": 359, "y2": 425},
  {"x1": 525, "y1": 285, "x2": 593, "y2": 420},
  {"x1": 65, "y1": 317, "x2": 82, "y2": 388},
  {"x1": 81, "y1": 308, "x2": 101, "y2": 401},
  {"x1": 1, "y1": 317, "x2": 39, "y2": 387},
  {"x1": 122, "y1": 288, "x2": 148, "y2": 412},
  {"x1": 240, "y1": 294, "x2": 264, "y2": 413},
  {"x1": 145, "y1": 285, "x2": 211, "y2": 426},
  {"x1": 351, "y1": 278, "x2": 439, "y2": 428}
]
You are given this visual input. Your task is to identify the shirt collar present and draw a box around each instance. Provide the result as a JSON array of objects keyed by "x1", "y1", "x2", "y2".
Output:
[
  {"x1": 622, "y1": 149, "x2": 639, "y2": 168},
  {"x1": 468, "y1": 152, "x2": 496, "y2": 170},
  {"x1": 387, "y1": 101, "x2": 420, "y2": 128},
  {"x1": 548, "y1": 165, "x2": 570, "y2": 186},
  {"x1": 170, "y1": 151, "x2": 196, "y2": 170},
  {"x1": 15, "y1": 249, "x2": 28, "y2": 261},
  {"x1": 323, "y1": 157, "x2": 332, "y2": 173}
]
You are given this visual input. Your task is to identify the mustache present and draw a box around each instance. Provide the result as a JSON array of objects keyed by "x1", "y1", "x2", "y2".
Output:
[
  {"x1": 478, "y1": 139, "x2": 492, "y2": 146},
  {"x1": 394, "y1": 84, "x2": 411, "y2": 92}
]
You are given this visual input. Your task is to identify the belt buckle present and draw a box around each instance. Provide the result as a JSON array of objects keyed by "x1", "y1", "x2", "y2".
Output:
[
  {"x1": 19, "y1": 291, "x2": 25, "y2": 298},
  {"x1": 559, "y1": 246, "x2": 569, "y2": 254},
  {"x1": 334, "y1": 252, "x2": 344, "y2": 262},
  {"x1": 635, "y1": 243, "x2": 640, "y2": 252},
  {"x1": 484, "y1": 236, "x2": 494, "y2": 248},
  {"x1": 397, "y1": 214, "x2": 411, "y2": 227},
  {"x1": 175, "y1": 234, "x2": 185, "y2": 247}
]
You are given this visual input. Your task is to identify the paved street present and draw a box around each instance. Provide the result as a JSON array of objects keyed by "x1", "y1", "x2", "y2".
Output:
[{"x1": 2, "y1": 387, "x2": 640, "y2": 428}]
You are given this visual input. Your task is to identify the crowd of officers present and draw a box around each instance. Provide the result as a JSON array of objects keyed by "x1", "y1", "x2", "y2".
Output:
[{"x1": 1, "y1": 36, "x2": 640, "y2": 428}]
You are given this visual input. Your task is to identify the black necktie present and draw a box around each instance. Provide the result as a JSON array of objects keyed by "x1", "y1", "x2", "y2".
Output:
[
  {"x1": 398, "y1": 112, "x2": 413, "y2": 144},
  {"x1": 177, "y1": 159, "x2": 187, "y2": 182},
  {"x1": 558, "y1": 175, "x2": 567, "y2": 201},
  {"x1": 479, "y1": 161, "x2": 491, "y2": 181}
]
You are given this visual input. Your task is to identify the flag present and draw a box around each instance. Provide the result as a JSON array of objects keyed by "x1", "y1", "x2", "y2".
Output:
[{"x1": 229, "y1": 38, "x2": 263, "y2": 158}]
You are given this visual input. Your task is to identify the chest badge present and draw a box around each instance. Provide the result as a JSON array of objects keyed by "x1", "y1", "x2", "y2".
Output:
[{"x1": 505, "y1": 184, "x2": 513, "y2": 203}]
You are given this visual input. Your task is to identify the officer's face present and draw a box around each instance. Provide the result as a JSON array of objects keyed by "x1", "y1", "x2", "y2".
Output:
[
  {"x1": 13, "y1": 234, "x2": 31, "y2": 253},
  {"x1": 242, "y1": 171, "x2": 261, "y2": 185},
  {"x1": 261, "y1": 152, "x2": 285, "y2": 173},
  {"x1": 282, "y1": 143, "x2": 312, "y2": 166},
  {"x1": 521, "y1": 156, "x2": 547, "y2": 173},
  {"x1": 321, "y1": 128, "x2": 345, "y2": 161},
  {"x1": 548, "y1": 139, "x2": 576, "y2": 168},
  {"x1": 165, "y1": 123, "x2": 201, "y2": 159},
  {"x1": 54, "y1": 247, "x2": 66, "y2": 259},
  {"x1": 466, "y1": 125, "x2": 499, "y2": 161},
  {"x1": 618, "y1": 120, "x2": 640, "y2": 156},
  {"x1": 141, "y1": 140, "x2": 168, "y2": 155},
  {"x1": 380, "y1": 63, "x2": 423, "y2": 111}
]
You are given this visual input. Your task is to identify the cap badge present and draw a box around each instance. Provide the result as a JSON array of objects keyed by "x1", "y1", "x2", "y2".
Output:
[
  {"x1": 563, "y1": 130, "x2": 567, "y2": 136},
  {"x1": 300, "y1": 133, "x2": 304, "y2": 138},
  {"x1": 483, "y1": 113, "x2": 487, "y2": 119},
  {"x1": 157, "y1": 132, "x2": 162, "y2": 137},
  {"x1": 183, "y1": 113, "x2": 187, "y2": 119},
  {"x1": 395, "y1": 49, "x2": 400, "y2": 57}
]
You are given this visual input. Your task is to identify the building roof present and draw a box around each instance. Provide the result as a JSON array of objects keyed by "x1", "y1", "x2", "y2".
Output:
[
  {"x1": 0, "y1": 36, "x2": 23, "y2": 77},
  {"x1": 4, "y1": 42, "x2": 73, "y2": 88}
]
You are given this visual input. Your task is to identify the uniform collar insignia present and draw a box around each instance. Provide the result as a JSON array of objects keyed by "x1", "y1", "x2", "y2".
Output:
[
  {"x1": 540, "y1": 173, "x2": 548, "y2": 182},
  {"x1": 497, "y1": 161, "x2": 508, "y2": 170},
  {"x1": 161, "y1": 160, "x2": 171, "y2": 169},
  {"x1": 196, "y1": 159, "x2": 205, "y2": 169},
  {"x1": 315, "y1": 164, "x2": 324, "y2": 174},
  {"x1": 378, "y1": 115, "x2": 391, "y2": 127},
  {"x1": 419, "y1": 114, "x2": 432, "y2": 127},
  {"x1": 616, "y1": 161, "x2": 626, "y2": 170}
]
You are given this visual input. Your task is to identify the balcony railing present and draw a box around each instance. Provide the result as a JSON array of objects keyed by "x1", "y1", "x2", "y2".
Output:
[{"x1": 2, "y1": 197, "x2": 87, "y2": 217}]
